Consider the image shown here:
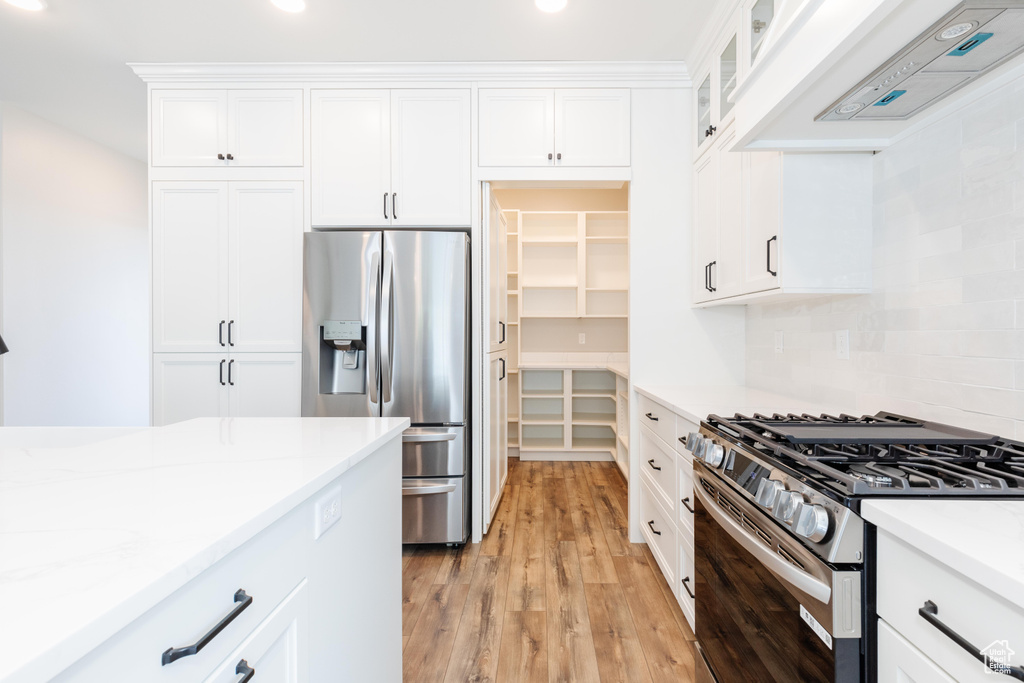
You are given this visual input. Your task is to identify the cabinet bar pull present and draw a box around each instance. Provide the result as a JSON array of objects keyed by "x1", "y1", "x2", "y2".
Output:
[
  {"x1": 499, "y1": 320, "x2": 506, "y2": 344},
  {"x1": 919, "y1": 600, "x2": 1024, "y2": 680},
  {"x1": 647, "y1": 458, "x2": 662, "y2": 471},
  {"x1": 681, "y1": 576, "x2": 695, "y2": 599},
  {"x1": 392, "y1": 193, "x2": 398, "y2": 220},
  {"x1": 709, "y1": 261, "x2": 717, "y2": 292},
  {"x1": 682, "y1": 497, "x2": 694, "y2": 514},
  {"x1": 228, "y1": 320, "x2": 235, "y2": 346},
  {"x1": 235, "y1": 659, "x2": 255, "y2": 683},
  {"x1": 228, "y1": 359, "x2": 235, "y2": 386},
  {"x1": 219, "y1": 320, "x2": 226, "y2": 347},
  {"x1": 647, "y1": 520, "x2": 662, "y2": 535},
  {"x1": 499, "y1": 357, "x2": 506, "y2": 381},
  {"x1": 219, "y1": 359, "x2": 226, "y2": 386},
  {"x1": 162, "y1": 589, "x2": 253, "y2": 665},
  {"x1": 766, "y1": 235, "x2": 777, "y2": 276},
  {"x1": 384, "y1": 192, "x2": 389, "y2": 220},
  {"x1": 645, "y1": 412, "x2": 658, "y2": 421}
]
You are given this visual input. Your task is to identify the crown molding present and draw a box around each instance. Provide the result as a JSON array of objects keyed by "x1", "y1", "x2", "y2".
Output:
[{"x1": 128, "y1": 61, "x2": 690, "y2": 86}]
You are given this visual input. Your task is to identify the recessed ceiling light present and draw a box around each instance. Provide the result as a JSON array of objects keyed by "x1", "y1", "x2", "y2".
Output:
[
  {"x1": 536, "y1": 0, "x2": 567, "y2": 13},
  {"x1": 937, "y1": 22, "x2": 975, "y2": 41},
  {"x1": 4, "y1": 0, "x2": 47, "y2": 11},
  {"x1": 270, "y1": 0, "x2": 305, "y2": 12}
]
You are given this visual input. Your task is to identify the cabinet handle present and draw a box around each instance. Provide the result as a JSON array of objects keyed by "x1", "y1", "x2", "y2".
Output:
[
  {"x1": 557, "y1": 152, "x2": 562, "y2": 161},
  {"x1": 548, "y1": 153, "x2": 553, "y2": 161},
  {"x1": 918, "y1": 600, "x2": 1024, "y2": 680},
  {"x1": 499, "y1": 320, "x2": 506, "y2": 344},
  {"x1": 226, "y1": 153, "x2": 234, "y2": 161},
  {"x1": 392, "y1": 193, "x2": 398, "y2": 220},
  {"x1": 647, "y1": 520, "x2": 662, "y2": 536},
  {"x1": 709, "y1": 261, "x2": 717, "y2": 292},
  {"x1": 499, "y1": 357, "x2": 506, "y2": 381},
  {"x1": 217, "y1": 153, "x2": 225, "y2": 160},
  {"x1": 766, "y1": 235, "x2": 777, "y2": 276},
  {"x1": 384, "y1": 192, "x2": 389, "y2": 220},
  {"x1": 647, "y1": 458, "x2": 662, "y2": 471},
  {"x1": 681, "y1": 576, "x2": 695, "y2": 599},
  {"x1": 228, "y1": 359, "x2": 235, "y2": 386},
  {"x1": 228, "y1": 320, "x2": 235, "y2": 347},
  {"x1": 235, "y1": 659, "x2": 255, "y2": 683},
  {"x1": 704, "y1": 262, "x2": 712, "y2": 293},
  {"x1": 162, "y1": 589, "x2": 253, "y2": 665},
  {"x1": 219, "y1": 320, "x2": 226, "y2": 347},
  {"x1": 219, "y1": 359, "x2": 226, "y2": 386},
  {"x1": 645, "y1": 412, "x2": 659, "y2": 422},
  {"x1": 682, "y1": 497, "x2": 694, "y2": 514},
  {"x1": 709, "y1": 125, "x2": 717, "y2": 136}
]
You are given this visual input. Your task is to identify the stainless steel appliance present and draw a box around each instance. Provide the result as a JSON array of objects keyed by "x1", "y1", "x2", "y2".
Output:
[
  {"x1": 684, "y1": 412, "x2": 1024, "y2": 683},
  {"x1": 301, "y1": 230, "x2": 470, "y2": 545}
]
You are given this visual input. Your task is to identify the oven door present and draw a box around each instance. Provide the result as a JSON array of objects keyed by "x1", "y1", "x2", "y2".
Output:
[{"x1": 693, "y1": 463, "x2": 862, "y2": 683}]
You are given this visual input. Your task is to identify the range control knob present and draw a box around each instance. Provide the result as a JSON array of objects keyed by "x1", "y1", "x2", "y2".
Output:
[
  {"x1": 773, "y1": 490, "x2": 803, "y2": 524},
  {"x1": 793, "y1": 504, "x2": 830, "y2": 542},
  {"x1": 755, "y1": 478, "x2": 785, "y2": 509},
  {"x1": 691, "y1": 436, "x2": 707, "y2": 460},
  {"x1": 684, "y1": 432, "x2": 702, "y2": 453},
  {"x1": 703, "y1": 442, "x2": 725, "y2": 468}
]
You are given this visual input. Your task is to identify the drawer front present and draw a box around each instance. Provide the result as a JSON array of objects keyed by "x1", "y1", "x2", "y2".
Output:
[
  {"x1": 675, "y1": 414, "x2": 700, "y2": 458},
  {"x1": 401, "y1": 426, "x2": 466, "y2": 477},
  {"x1": 53, "y1": 501, "x2": 309, "y2": 683},
  {"x1": 877, "y1": 619, "x2": 955, "y2": 683},
  {"x1": 678, "y1": 536, "x2": 696, "y2": 631},
  {"x1": 877, "y1": 530, "x2": 1024, "y2": 682},
  {"x1": 203, "y1": 580, "x2": 308, "y2": 683},
  {"x1": 677, "y1": 455, "x2": 695, "y2": 534},
  {"x1": 402, "y1": 476, "x2": 468, "y2": 544},
  {"x1": 637, "y1": 394, "x2": 675, "y2": 447},
  {"x1": 638, "y1": 424, "x2": 677, "y2": 513},
  {"x1": 639, "y1": 477, "x2": 677, "y2": 587}
]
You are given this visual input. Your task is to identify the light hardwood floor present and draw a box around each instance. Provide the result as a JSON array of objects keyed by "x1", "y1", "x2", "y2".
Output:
[{"x1": 402, "y1": 458, "x2": 697, "y2": 682}]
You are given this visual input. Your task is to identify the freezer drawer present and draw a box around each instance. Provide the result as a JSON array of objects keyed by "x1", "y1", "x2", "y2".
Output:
[
  {"x1": 402, "y1": 426, "x2": 466, "y2": 477},
  {"x1": 402, "y1": 476, "x2": 468, "y2": 544}
]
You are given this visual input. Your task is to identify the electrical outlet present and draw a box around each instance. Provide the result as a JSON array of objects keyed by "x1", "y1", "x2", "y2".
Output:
[
  {"x1": 836, "y1": 330, "x2": 850, "y2": 360},
  {"x1": 774, "y1": 331, "x2": 784, "y2": 354},
  {"x1": 313, "y1": 485, "x2": 342, "y2": 540},
  {"x1": 579, "y1": 333, "x2": 586, "y2": 345}
]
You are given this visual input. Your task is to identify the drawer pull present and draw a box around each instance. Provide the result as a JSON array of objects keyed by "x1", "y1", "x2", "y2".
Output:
[
  {"x1": 647, "y1": 520, "x2": 662, "y2": 536},
  {"x1": 235, "y1": 659, "x2": 255, "y2": 683},
  {"x1": 647, "y1": 459, "x2": 662, "y2": 471},
  {"x1": 645, "y1": 412, "x2": 659, "y2": 422},
  {"x1": 402, "y1": 432, "x2": 457, "y2": 443},
  {"x1": 162, "y1": 589, "x2": 253, "y2": 666},
  {"x1": 681, "y1": 576, "x2": 695, "y2": 599},
  {"x1": 919, "y1": 600, "x2": 1024, "y2": 680},
  {"x1": 681, "y1": 497, "x2": 694, "y2": 514}
]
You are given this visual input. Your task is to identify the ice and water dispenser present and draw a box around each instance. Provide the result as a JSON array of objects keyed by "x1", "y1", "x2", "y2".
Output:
[{"x1": 318, "y1": 320, "x2": 367, "y2": 395}]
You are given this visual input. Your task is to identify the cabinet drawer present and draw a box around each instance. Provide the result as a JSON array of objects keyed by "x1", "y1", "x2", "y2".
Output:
[
  {"x1": 877, "y1": 530, "x2": 1024, "y2": 682},
  {"x1": 877, "y1": 619, "x2": 955, "y2": 683},
  {"x1": 638, "y1": 425, "x2": 677, "y2": 513},
  {"x1": 203, "y1": 580, "x2": 308, "y2": 683},
  {"x1": 639, "y1": 477, "x2": 678, "y2": 588},
  {"x1": 53, "y1": 500, "x2": 308, "y2": 682},
  {"x1": 675, "y1": 414, "x2": 700, "y2": 459},
  {"x1": 637, "y1": 394, "x2": 675, "y2": 447},
  {"x1": 677, "y1": 455, "x2": 695, "y2": 534},
  {"x1": 678, "y1": 536, "x2": 696, "y2": 630}
]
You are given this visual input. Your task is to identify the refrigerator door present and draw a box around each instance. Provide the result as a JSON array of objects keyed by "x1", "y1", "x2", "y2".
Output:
[
  {"x1": 402, "y1": 476, "x2": 468, "y2": 544},
  {"x1": 301, "y1": 231, "x2": 382, "y2": 417},
  {"x1": 402, "y1": 426, "x2": 466, "y2": 477},
  {"x1": 381, "y1": 231, "x2": 469, "y2": 425}
]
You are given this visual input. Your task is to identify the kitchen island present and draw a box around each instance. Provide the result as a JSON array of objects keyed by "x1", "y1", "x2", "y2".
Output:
[{"x1": 0, "y1": 416, "x2": 408, "y2": 683}]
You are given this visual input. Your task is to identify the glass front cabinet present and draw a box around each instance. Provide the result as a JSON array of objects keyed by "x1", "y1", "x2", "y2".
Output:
[
  {"x1": 743, "y1": 0, "x2": 778, "y2": 71},
  {"x1": 694, "y1": 20, "x2": 739, "y2": 160}
]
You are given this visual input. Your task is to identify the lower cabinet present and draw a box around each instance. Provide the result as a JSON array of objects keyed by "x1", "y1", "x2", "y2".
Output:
[
  {"x1": 483, "y1": 351, "x2": 508, "y2": 532},
  {"x1": 153, "y1": 353, "x2": 301, "y2": 426},
  {"x1": 877, "y1": 619, "x2": 955, "y2": 683}
]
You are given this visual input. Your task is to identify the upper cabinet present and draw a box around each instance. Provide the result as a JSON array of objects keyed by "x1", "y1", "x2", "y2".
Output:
[
  {"x1": 151, "y1": 90, "x2": 303, "y2": 167},
  {"x1": 694, "y1": 24, "x2": 739, "y2": 159},
  {"x1": 479, "y1": 88, "x2": 630, "y2": 167},
  {"x1": 311, "y1": 89, "x2": 471, "y2": 227},
  {"x1": 742, "y1": 0, "x2": 778, "y2": 72}
]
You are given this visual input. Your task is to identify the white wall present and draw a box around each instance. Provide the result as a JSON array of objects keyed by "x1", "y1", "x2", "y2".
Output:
[
  {"x1": 0, "y1": 104, "x2": 148, "y2": 426},
  {"x1": 746, "y1": 75, "x2": 1024, "y2": 439}
]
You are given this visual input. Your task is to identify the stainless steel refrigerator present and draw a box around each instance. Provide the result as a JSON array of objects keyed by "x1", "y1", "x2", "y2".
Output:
[{"x1": 301, "y1": 230, "x2": 470, "y2": 545}]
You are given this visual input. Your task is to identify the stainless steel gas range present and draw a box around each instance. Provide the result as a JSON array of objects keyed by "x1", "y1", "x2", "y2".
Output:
[{"x1": 685, "y1": 412, "x2": 1024, "y2": 683}]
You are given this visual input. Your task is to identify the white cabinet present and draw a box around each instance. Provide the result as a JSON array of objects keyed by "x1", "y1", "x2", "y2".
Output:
[
  {"x1": 877, "y1": 619, "x2": 956, "y2": 683},
  {"x1": 693, "y1": 21, "x2": 739, "y2": 160},
  {"x1": 153, "y1": 181, "x2": 303, "y2": 353},
  {"x1": 152, "y1": 353, "x2": 301, "y2": 426},
  {"x1": 479, "y1": 88, "x2": 630, "y2": 167},
  {"x1": 483, "y1": 351, "x2": 508, "y2": 532},
  {"x1": 152, "y1": 89, "x2": 302, "y2": 167},
  {"x1": 484, "y1": 183, "x2": 508, "y2": 354},
  {"x1": 311, "y1": 89, "x2": 470, "y2": 227}
]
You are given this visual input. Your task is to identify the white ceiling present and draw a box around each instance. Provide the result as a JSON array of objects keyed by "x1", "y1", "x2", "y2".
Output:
[{"x1": 0, "y1": 0, "x2": 714, "y2": 160}]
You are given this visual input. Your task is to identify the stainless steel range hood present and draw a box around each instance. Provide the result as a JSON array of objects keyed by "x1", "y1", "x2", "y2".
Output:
[{"x1": 818, "y1": 0, "x2": 1024, "y2": 122}]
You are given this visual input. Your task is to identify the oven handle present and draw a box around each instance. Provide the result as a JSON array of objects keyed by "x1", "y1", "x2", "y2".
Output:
[{"x1": 694, "y1": 484, "x2": 832, "y2": 604}]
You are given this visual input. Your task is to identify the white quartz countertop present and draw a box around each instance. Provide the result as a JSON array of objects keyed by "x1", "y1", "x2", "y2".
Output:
[
  {"x1": 633, "y1": 384, "x2": 851, "y2": 425},
  {"x1": 863, "y1": 499, "x2": 1024, "y2": 611},
  {"x1": 0, "y1": 417, "x2": 409, "y2": 683}
]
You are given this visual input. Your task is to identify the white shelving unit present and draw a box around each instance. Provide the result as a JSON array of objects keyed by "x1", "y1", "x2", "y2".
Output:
[
  {"x1": 518, "y1": 368, "x2": 620, "y2": 460},
  {"x1": 504, "y1": 210, "x2": 521, "y2": 458}
]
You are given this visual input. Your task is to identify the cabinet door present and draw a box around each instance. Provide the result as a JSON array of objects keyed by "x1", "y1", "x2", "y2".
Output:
[
  {"x1": 311, "y1": 90, "x2": 391, "y2": 227},
  {"x1": 153, "y1": 182, "x2": 230, "y2": 352},
  {"x1": 554, "y1": 89, "x2": 631, "y2": 167},
  {"x1": 716, "y1": 131, "x2": 744, "y2": 298},
  {"x1": 227, "y1": 354, "x2": 302, "y2": 418},
  {"x1": 391, "y1": 90, "x2": 471, "y2": 227},
  {"x1": 478, "y1": 89, "x2": 555, "y2": 167},
  {"x1": 483, "y1": 183, "x2": 508, "y2": 354},
  {"x1": 482, "y1": 351, "x2": 508, "y2": 533},
  {"x1": 152, "y1": 90, "x2": 228, "y2": 167},
  {"x1": 153, "y1": 353, "x2": 229, "y2": 426},
  {"x1": 692, "y1": 153, "x2": 718, "y2": 303},
  {"x1": 228, "y1": 182, "x2": 304, "y2": 353},
  {"x1": 877, "y1": 620, "x2": 956, "y2": 683},
  {"x1": 743, "y1": 151, "x2": 781, "y2": 293},
  {"x1": 226, "y1": 90, "x2": 303, "y2": 167},
  {"x1": 694, "y1": 73, "x2": 713, "y2": 159}
]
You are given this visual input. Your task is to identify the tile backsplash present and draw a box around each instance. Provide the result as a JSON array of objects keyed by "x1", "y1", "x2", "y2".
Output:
[{"x1": 746, "y1": 74, "x2": 1024, "y2": 439}]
